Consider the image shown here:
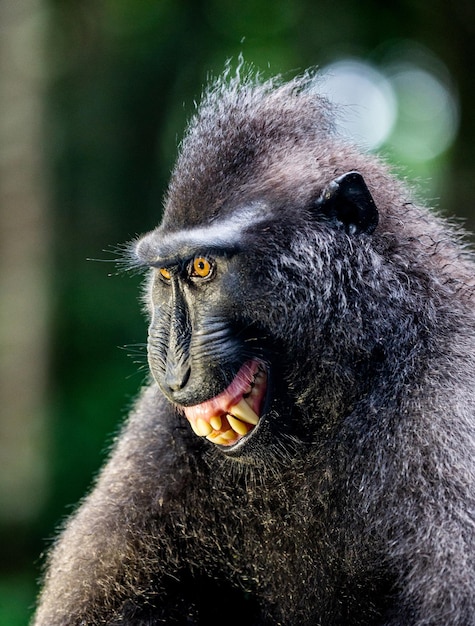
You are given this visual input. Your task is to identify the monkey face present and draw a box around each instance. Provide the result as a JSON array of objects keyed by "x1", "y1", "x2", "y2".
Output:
[
  {"x1": 134, "y1": 170, "x2": 379, "y2": 458},
  {"x1": 134, "y1": 211, "x2": 284, "y2": 456}
]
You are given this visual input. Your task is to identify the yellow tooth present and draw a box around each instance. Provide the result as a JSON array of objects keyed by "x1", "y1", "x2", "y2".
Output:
[
  {"x1": 188, "y1": 419, "x2": 202, "y2": 436},
  {"x1": 210, "y1": 415, "x2": 222, "y2": 431},
  {"x1": 207, "y1": 434, "x2": 230, "y2": 445},
  {"x1": 229, "y1": 398, "x2": 259, "y2": 425},
  {"x1": 227, "y1": 414, "x2": 249, "y2": 436},
  {"x1": 206, "y1": 430, "x2": 222, "y2": 440},
  {"x1": 221, "y1": 428, "x2": 238, "y2": 441},
  {"x1": 206, "y1": 432, "x2": 223, "y2": 442},
  {"x1": 196, "y1": 418, "x2": 213, "y2": 437}
]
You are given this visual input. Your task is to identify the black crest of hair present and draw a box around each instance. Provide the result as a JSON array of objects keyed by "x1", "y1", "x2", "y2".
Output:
[{"x1": 33, "y1": 67, "x2": 475, "y2": 626}]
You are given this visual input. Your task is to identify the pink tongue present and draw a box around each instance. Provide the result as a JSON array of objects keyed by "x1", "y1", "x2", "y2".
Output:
[{"x1": 183, "y1": 361, "x2": 260, "y2": 422}]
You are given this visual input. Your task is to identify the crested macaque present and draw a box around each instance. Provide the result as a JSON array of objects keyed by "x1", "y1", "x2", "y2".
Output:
[{"x1": 33, "y1": 69, "x2": 475, "y2": 626}]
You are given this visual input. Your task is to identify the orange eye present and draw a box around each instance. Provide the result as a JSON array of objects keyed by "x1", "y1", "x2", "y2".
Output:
[
  {"x1": 191, "y1": 257, "x2": 213, "y2": 278},
  {"x1": 158, "y1": 267, "x2": 171, "y2": 281}
]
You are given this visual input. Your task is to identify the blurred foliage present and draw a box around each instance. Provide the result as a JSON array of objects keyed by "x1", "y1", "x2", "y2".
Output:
[{"x1": 2, "y1": 0, "x2": 475, "y2": 623}]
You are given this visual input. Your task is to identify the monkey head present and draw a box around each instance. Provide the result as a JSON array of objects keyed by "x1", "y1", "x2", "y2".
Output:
[{"x1": 134, "y1": 73, "x2": 386, "y2": 459}]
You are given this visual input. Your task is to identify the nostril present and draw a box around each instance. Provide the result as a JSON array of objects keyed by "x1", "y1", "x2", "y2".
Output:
[{"x1": 165, "y1": 363, "x2": 191, "y2": 392}]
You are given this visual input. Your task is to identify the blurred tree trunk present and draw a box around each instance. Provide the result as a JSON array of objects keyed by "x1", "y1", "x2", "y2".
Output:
[{"x1": 0, "y1": 0, "x2": 50, "y2": 523}]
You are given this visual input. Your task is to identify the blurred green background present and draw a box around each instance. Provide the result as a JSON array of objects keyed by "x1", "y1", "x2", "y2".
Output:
[{"x1": 1, "y1": 0, "x2": 474, "y2": 623}]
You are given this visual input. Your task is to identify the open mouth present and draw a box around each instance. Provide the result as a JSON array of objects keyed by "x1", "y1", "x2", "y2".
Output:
[{"x1": 182, "y1": 360, "x2": 267, "y2": 446}]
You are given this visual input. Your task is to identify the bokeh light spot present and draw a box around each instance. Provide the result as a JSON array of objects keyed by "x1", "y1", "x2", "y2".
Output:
[
  {"x1": 319, "y1": 50, "x2": 459, "y2": 165},
  {"x1": 319, "y1": 59, "x2": 397, "y2": 150},
  {"x1": 387, "y1": 65, "x2": 459, "y2": 162}
]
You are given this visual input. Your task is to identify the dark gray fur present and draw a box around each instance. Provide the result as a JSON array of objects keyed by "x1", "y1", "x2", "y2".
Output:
[{"x1": 33, "y1": 68, "x2": 475, "y2": 625}]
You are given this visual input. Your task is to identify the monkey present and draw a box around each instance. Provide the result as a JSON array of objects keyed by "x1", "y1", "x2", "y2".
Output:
[{"x1": 32, "y1": 67, "x2": 475, "y2": 626}]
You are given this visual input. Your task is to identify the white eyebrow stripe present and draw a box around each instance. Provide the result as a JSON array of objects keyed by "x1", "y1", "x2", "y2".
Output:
[{"x1": 137, "y1": 202, "x2": 271, "y2": 265}]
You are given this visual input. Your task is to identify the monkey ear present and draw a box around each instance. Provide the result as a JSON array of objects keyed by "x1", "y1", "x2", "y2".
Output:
[{"x1": 314, "y1": 171, "x2": 379, "y2": 235}]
